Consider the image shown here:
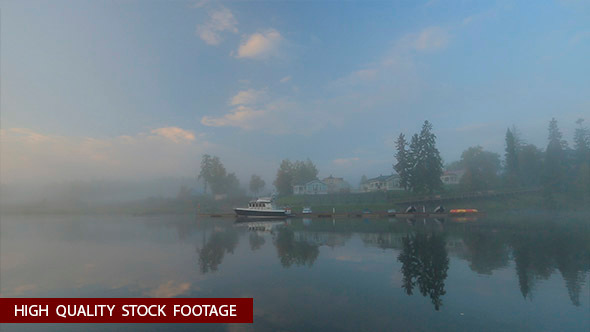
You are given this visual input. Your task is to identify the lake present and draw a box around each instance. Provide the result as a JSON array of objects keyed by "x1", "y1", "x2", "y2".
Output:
[{"x1": 1, "y1": 214, "x2": 588, "y2": 331}]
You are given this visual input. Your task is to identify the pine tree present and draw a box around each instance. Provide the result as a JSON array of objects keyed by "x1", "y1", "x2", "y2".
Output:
[
  {"x1": 419, "y1": 121, "x2": 443, "y2": 193},
  {"x1": 394, "y1": 133, "x2": 410, "y2": 190},
  {"x1": 408, "y1": 133, "x2": 424, "y2": 193},
  {"x1": 504, "y1": 128, "x2": 520, "y2": 187},
  {"x1": 573, "y1": 119, "x2": 590, "y2": 198},
  {"x1": 543, "y1": 118, "x2": 567, "y2": 193}
]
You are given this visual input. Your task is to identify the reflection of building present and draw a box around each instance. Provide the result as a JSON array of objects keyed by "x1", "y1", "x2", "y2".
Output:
[
  {"x1": 360, "y1": 174, "x2": 404, "y2": 192},
  {"x1": 293, "y1": 231, "x2": 348, "y2": 247},
  {"x1": 293, "y1": 179, "x2": 328, "y2": 195},
  {"x1": 441, "y1": 170, "x2": 465, "y2": 185},
  {"x1": 360, "y1": 232, "x2": 404, "y2": 249},
  {"x1": 322, "y1": 175, "x2": 351, "y2": 193}
]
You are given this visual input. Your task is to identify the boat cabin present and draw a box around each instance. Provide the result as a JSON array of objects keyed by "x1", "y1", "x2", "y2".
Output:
[{"x1": 248, "y1": 199, "x2": 274, "y2": 210}]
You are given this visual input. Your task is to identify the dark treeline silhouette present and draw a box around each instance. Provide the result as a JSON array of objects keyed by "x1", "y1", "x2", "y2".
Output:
[{"x1": 391, "y1": 118, "x2": 590, "y2": 205}]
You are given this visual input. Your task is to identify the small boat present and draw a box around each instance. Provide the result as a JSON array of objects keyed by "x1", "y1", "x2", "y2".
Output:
[
  {"x1": 234, "y1": 197, "x2": 291, "y2": 219},
  {"x1": 449, "y1": 209, "x2": 479, "y2": 214},
  {"x1": 302, "y1": 207, "x2": 313, "y2": 214}
]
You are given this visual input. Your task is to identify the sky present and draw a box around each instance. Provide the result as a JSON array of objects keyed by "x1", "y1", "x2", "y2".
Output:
[{"x1": 2, "y1": 0, "x2": 589, "y2": 187}]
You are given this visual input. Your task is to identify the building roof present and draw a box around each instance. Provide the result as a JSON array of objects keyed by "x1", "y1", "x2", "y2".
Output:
[
  {"x1": 305, "y1": 179, "x2": 326, "y2": 185},
  {"x1": 443, "y1": 170, "x2": 465, "y2": 176},
  {"x1": 367, "y1": 174, "x2": 399, "y2": 182},
  {"x1": 294, "y1": 179, "x2": 326, "y2": 186}
]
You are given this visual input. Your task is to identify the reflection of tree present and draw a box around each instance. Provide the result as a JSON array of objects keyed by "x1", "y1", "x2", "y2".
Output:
[
  {"x1": 552, "y1": 230, "x2": 589, "y2": 307},
  {"x1": 511, "y1": 232, "x2": 557, "y2": 300},
  {"x1": 249, "y1": 232, "x2": 266, "y2": 251},
  {"x1": 510, "y1": 224, "x2": 589, "y2": 305},
  {"x1": 274, "y1": 227, "x2": 319, "y2": 268},
  {"x1": 397, "y1": 232, "x2": 449, "y2": 310},
  {"x1": 197, "y1": 228, "x2": 238, "y2": 273},
  {"x1": 462, "y1": 230, "x2": 509, "y2": 275}
]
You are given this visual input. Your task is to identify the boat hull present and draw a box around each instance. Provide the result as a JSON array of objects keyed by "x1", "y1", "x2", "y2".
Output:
[{"x1": 234, "y1": 208, "x2": 289, "y2": 219}]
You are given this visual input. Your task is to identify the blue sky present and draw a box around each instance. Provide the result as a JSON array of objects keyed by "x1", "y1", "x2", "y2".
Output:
[{"x1": 2, "y1": 0, "x2": 589, "y2": 185}]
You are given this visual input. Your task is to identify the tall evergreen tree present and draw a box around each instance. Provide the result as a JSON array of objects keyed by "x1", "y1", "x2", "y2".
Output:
[
  {"x1": 573, "y1": 119, "x2": 590, "y2": 197},
  {"x1": 408, "y1": 133, "x2": 424, "y2": 193},
  {"x1": 419, "y1": 121, "x2": 444, "y2": 193},
  {"x1": 198, "y1": 154, "x2": 214, "y2": 194},
  {"x1": 543, "y1": 118, "x2": 567, "y2": 192},
  {"x1": 394, "y1": 133, "x2": 410, "y2": 190},
  {"x1": 504, "y1": 128, "x2": 520, "y2": 187}
]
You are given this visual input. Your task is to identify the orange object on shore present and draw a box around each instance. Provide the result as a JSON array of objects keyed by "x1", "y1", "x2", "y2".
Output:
[{"x1": 449, "y1": 209, "x2": 479, "y2": 214}]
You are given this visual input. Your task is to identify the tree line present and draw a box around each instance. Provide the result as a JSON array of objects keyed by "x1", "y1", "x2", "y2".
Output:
[
  {"x1": 394, "y1": 118, "x2": 590, "y2": 200},
  {"x1": 197, "y1": 154, "x2": 266, "y2": 197},
  {"x1": 196, "y1": 117, "x2": 590, "y2": 200}
]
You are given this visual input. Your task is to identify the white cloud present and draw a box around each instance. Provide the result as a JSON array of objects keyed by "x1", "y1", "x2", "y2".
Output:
[
  {"x1": 236, "y1": 29, "x2": 282, "y2": 59},
  {"x1": 201, "y1": 105, "x2": 266, "y2": 130},
  {"x1": 230, "y1": 88, "x2": 267, "y2": 106},
  {"x1": 279, "y1": 76, "x2": 292, "y2": 83},
  {"x1": 151, "y1": 127, "x2": 196, "y2": 143},
  {"x1": 196, "y1": 7, "x2": 238, "y2": 45}
]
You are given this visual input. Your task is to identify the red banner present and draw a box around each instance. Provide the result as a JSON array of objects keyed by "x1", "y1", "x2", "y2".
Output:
[{"x1": 0, "y1": 298, "x2": 253, "y2": 323}]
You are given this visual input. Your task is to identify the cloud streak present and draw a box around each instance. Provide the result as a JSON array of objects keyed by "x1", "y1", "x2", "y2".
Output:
[
  {"x1": 196, "y1": 7, "x2": 238, "y2": 45},
  {"x1": 236, "y1": 29, "x2": 282, "y2": 59}
]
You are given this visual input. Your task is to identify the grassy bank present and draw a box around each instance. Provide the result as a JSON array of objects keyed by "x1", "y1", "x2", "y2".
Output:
[{"x1": 277, "y1": 191, "x2": 590, "y2": 215}]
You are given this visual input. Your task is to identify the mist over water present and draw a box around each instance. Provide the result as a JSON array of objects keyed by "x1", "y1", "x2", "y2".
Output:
[{"x1": 1, "y1": 215, "x2": 588, "y2": 331}]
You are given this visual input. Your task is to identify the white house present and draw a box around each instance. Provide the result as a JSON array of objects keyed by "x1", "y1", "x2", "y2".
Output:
[
  {"x1": 441, "y1": 170, "x2": 465, "y2": 185},
  {"x1": 293, "y1": 179, "x2": 328, "y2": 195},
  {"x1": 361, "y1": 174, "x2": 404, "y2": 192}
]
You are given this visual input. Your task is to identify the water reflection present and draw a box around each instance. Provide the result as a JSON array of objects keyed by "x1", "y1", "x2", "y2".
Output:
[
  {"x1": 398, "y1": 231, "x2": 449, "y2": 310},
  {"x1": 196, "y1": 228, "x2": 239, "y2": 273},
  {"x1": 1, "y1": 214, "x2": 588, "y2": 331},
  {"x1": 248, "y1": 232, "x2": 265, "y2": 251},
  {"x1": 274, "y1": 227, "x2": 319, "y2": 268},
  {"x1": 509, "y1": 224, "x2": 589, "y2": 306}
]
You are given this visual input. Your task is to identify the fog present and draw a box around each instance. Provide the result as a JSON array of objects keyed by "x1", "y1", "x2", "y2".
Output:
[{"x1": 1, "y1": 1, "x2": 589, "y2": 209}]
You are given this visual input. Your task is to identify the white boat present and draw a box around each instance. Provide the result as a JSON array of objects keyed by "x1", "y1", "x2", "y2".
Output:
[
  {"x1": 234, "y1": 197, "x2": 291, "y2": 219},
  {"x1": 302, "y1": 207, "x2": 313, "y2": 214}
]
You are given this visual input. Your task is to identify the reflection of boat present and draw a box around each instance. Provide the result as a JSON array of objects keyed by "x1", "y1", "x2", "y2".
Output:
[
  {"x1": 234, "y1": 220, "x2": 286, "y2": 232},
  {"x1": 234, "y1": 197, "x2": 291, "y2": 219}
]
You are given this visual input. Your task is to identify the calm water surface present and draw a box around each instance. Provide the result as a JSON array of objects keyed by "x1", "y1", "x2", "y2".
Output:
[{"x1": 1, "y1": 214, "x2": 588, "y2": 331}]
